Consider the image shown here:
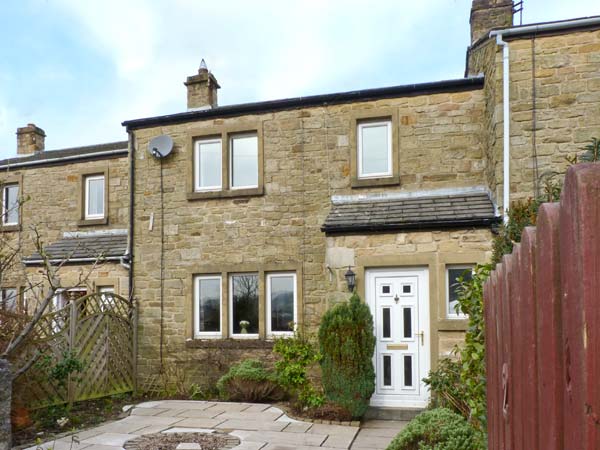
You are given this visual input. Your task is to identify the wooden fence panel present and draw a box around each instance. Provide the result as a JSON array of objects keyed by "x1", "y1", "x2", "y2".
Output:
[
  {"x1": 485, "y1": 164, "x2": 600, "y2": 449},
  {"x1": 11, "y1": 292, "x2": 135, "y2": 410},
  {"x1": 535, "y1": 203, "x2": 563, "y2": 450}
]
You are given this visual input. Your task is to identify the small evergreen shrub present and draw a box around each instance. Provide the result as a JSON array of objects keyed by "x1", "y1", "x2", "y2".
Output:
[
  {"x1": 386, "y1": 408, "x2": 484, "y2": 450},
  {"x1": 216, "y1": 359, "x2": 282, "y2": 402},
  {"x1": 318, "y1": 292, "x2": 375, "y2": 419}
]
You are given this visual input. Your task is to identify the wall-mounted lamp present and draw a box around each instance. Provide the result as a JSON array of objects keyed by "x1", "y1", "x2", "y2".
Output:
[{"x1": 344, "y1": 266, "x2": 356, "y2": 292}]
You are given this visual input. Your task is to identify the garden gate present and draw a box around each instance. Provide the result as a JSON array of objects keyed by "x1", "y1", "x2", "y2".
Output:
[{"x1": 11, "y1": 292, "x2": 137, "y2": 409}]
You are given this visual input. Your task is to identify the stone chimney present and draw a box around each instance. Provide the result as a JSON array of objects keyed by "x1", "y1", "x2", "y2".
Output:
[
  {"x1": 16, "y1": 123, "x2": 46, "y2": 155},
  {"x1": 470, "y1": 0, "x2": 514, "y2": 44},
  {"x1": 184, "y1": 59, "x2": 220, "y2": 110}
]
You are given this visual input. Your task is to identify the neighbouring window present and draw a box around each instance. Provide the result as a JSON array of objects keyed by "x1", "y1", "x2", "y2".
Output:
[
  {"x1": 194, "y1": 137, "x2": 222, "y2": 191},
  {"x1": 194, "y1": 275, "x2": 222, "y2": 337},
  {"x1": 358, "y1": 120, "x2": 392, "y2": 178},
  {"x1": 85, "y1": 175, "x2": 105, "y2": 219},
  {"x1": 230, "y1": 133, "x2": 258, "y2": 189},
  {"x1": 266, "y1": 272, "x2": 296, "y2": 335},
  {"x1": 230, "y1": 273, "x2": 259, "y2": 337},
  {"x1": 98, "y1": 286, "x2": 115, "y2": 311},
  {"x1": 447, "y1": 265, "x2": 474, "y2": 318},
  {"x1": 2, "y1": 184, "x2": 19, "y2": 225},
  {"x1": 0, "y1": 288, "x2": 18, "y2": 312},
  {"x1": 52, "y1": 288, "x2": 87, "y2": 331}
]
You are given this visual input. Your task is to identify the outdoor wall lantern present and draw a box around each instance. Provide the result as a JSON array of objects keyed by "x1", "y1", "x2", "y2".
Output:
[{"x1": 344, "y1": 266, "x2": 356, "y2": 292}]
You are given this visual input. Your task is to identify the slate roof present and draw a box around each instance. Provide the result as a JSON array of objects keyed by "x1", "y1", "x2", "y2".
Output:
[
  {"x1": 25, "y1": 232, "x2": 128, "y2": 264},
  {"x1": 322, "y1": 192, "x2": 499, "y2": 234},
  {"x1": 0, "y1": 141, "x2": 128, "y2": 170}
]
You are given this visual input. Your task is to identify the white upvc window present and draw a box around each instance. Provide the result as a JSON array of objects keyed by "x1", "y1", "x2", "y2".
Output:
[
  {"x1": 194, "y1": 137, "x2": 222, "y2": 191},
  {"x1": 229, "y1": 133, "x2": 258, "y2": 189},
  {"x1": 1, "y1": 288, "x2": 18, "y2": 312},
  {"x1": 85, "y1": 175, "x2": 105, "y2": 219},
  {"x1": 229, "y1": 273, "x2": 259, "y2": 338},
  {"x1": 194, "y1": 275, "x2": 222, "y2": 338},
  {"x1": 266, "y1": 272, "x2": 297, "y2": 336},
  {"x1": 357, "y1": 120, "x2": 392, "y2": 179},
  {"x1": 2, "y1": 184, "x2": 19, "y2": 225},
  {"x1": 98, "y1": 286, "x2": 115, "y2": 311},
  {"x1": 446, "y1": 265, "x2": 474, "y2": 319}
]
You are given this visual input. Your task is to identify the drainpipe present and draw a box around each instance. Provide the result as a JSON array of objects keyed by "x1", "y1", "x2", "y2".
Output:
[
  {"x1": 494, "y1": 32, "x2": 510, "y2": 223},
  {"x1": 127, "y1": 131, "x2": 135, "y2": 298}
]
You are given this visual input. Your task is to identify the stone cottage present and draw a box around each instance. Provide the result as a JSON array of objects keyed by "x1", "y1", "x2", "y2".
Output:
[
  {"x1": 2, "y1": 0, "x2": 600, "y2": 411},
  {"x1": 0, "y1": 124, "x2": 130, "y2": 311}
]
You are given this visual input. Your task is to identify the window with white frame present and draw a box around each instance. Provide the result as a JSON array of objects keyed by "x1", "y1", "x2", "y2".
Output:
[
  {"x1": 2, "y1": 184, "x2": 19, "y2": 225},
  {"x1": 230, "y1": 133, "x2": 258, "y2": 189},
  {"x1": 266, "y1": 272, "x2": 296, "y2": 336},
  {"x1": 98, "y1": 286, "x2": 115, "y2": 311},
  {"x1": 357, "y1": 120, "x2": 392, "y2": 179},
  {"x1": 230, "y1": 273, "x2": 259, "y2": 337},
  {"x1": 85, "y1": 175, "x2": 105, "y2": 219},
  {"x1": 0, "y1": 288, "x2": 18, "y2": 312},
  {"x1": 194, "y1": 137, "x2": 222, "y2": 191},
  {"x1": 446, "y1": 265, "x2": 474, "y2": 318},
  {"x1": 194, "y1": 275, "x2": 222, "y2": 337}
]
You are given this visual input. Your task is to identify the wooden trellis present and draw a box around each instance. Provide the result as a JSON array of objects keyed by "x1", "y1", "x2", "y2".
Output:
[{"x1": 11, "y1": 292, "x2": 137, "y2": 409}]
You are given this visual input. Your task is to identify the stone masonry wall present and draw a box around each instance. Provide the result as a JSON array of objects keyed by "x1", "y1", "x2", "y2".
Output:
[
  {"x1": 471, "y1": 28, "x2": 600, "y2": 211},
  {"x1": 132, "y1": 88, "x2": 489, "y2": 384},
  {"x1": 0, "y1": 155, "x2": 129, "y2": 304}
]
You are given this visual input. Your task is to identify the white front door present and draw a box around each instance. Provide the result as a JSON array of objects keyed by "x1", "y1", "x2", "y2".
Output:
[{"x1": 367, "y1": 268, "x2": 430, "y2": 408}]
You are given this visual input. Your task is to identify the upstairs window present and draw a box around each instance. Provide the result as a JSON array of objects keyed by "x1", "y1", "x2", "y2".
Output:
[
  {"x1": 357, "y1": 120, "x2": 392, "y2": 179},
  {"x1": 2, "y1": 184, "x2": 19, "y2": 225},
  {"x1": 446, "y1": 265, "x2": 474, "y2": 318},
  {"x1": 195, "y1": 137, "x2": 222, "y2": 191},
  {"x1": 230, "y1": 133, "x2": 258, "y2": 189},
  {"x1": 85, "y1": 175, "x2": 105, "y2": 220}
]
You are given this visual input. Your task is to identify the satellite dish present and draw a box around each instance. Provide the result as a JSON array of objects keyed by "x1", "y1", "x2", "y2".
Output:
[{"x1": 148, "y1": 135, "x2": 173, "y2": 159}]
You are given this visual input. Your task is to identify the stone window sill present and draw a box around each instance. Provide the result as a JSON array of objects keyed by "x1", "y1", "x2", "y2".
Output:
[
  {"x1": 186, "y1": 338, "x2": 274, "y2": 349},
  {"x1": 437, "y1": 318, "x2": 469, "y2": 332},
  {"x1": 0, "y1": 224, "x2": 20, "y2": 233},
  {"x1": 186, "y1": 186, "x2": 264, "y2": 201},
  {"x1": 78, "y1": 217, "x2": 109, "y2": 227},
  {"x1": 351, "y1": 175, "x2": 400, "y2": 189}
]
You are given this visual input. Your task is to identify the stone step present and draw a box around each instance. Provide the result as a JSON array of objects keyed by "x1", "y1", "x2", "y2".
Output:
[{"x1": 363, "y1": 406, "x2": 424, "y2": 421}]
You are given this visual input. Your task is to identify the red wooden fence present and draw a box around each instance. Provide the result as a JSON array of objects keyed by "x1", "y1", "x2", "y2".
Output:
[{"x1": 484, "y1": 164, "x2": 600, "y2": 450}]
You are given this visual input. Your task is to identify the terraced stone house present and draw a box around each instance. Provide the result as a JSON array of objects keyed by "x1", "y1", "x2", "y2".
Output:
[{"x1": 2, "y1": 0, "x2": 600, "y2": 411}]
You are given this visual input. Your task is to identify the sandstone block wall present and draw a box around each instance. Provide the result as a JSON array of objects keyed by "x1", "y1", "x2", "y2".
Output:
[
  {"x1": 0, "y1": 155, "x2": 130, "y2": 302},
  {"x1": 471, "y1": 28, "x2": 600, "y2": 210},
  {"x1": 132, "y1": 88, "x2": 489, "y2": 382}
]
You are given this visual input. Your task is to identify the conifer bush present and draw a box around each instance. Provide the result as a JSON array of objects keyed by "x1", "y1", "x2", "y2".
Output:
[{"x1": 318, "y1": 292, "x2": 375, "y2": 418}]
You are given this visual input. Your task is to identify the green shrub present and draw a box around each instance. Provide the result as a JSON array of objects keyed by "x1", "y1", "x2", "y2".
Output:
[
  {"x1": 318, "y1": 292, "x2": 375, "y2": 419},
  {"x1": 273, "y1": 332, "x2": 324, "y2": 409},
  {"x1": 423, "y1": 357, "x2": 469, "y2": 417},
  {"x1": 386, "y1": 408, "x2": 484, "y2": 450},
  {"x1": 216, "y1": 359, "x2": 282, "y2": 402}
]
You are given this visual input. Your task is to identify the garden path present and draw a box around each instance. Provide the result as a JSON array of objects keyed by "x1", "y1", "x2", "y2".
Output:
[{"x1": 22, "y1": 400, "x2": 406, "y2": 450}]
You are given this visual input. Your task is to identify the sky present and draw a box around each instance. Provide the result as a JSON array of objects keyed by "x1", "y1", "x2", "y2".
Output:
[{"x1": 1, "y1": 0, "x2": 599, "y2": 158}]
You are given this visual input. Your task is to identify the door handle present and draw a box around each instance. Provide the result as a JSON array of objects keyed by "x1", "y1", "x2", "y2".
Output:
[{"x1": 415, "y1": 331, "x2": 425, "y2": 346}]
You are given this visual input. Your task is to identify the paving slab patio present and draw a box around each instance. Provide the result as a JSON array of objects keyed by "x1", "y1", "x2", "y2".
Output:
[{"x1": 21, "y1": 400, "x2": 407, "y2": 450}]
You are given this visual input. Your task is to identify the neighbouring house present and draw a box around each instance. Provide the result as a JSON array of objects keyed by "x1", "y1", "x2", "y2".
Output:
[
  {"x1": 2, "y1": 0, "x2": 600, "y2": 412},
  {"x1": 0, "y1": 124, "x2": 130, "y2": 311}
]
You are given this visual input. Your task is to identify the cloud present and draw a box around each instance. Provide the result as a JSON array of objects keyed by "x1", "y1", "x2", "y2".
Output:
[{"x1": 1, "y1": 0, "x2": 600, "y2": 157}]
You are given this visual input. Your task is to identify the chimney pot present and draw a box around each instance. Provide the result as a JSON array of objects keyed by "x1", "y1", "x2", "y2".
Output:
[
  {"x1": 16, "y1": 123, "x2": 46, "y2": 155},
  {"x1": 184, "y1": 60, "x2": 220, "y2": 110}
]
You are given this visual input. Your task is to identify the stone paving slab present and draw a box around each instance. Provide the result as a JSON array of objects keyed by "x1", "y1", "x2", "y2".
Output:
[{"x1": 24, "y1": 400, "x2": 407, "y2": 450}]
